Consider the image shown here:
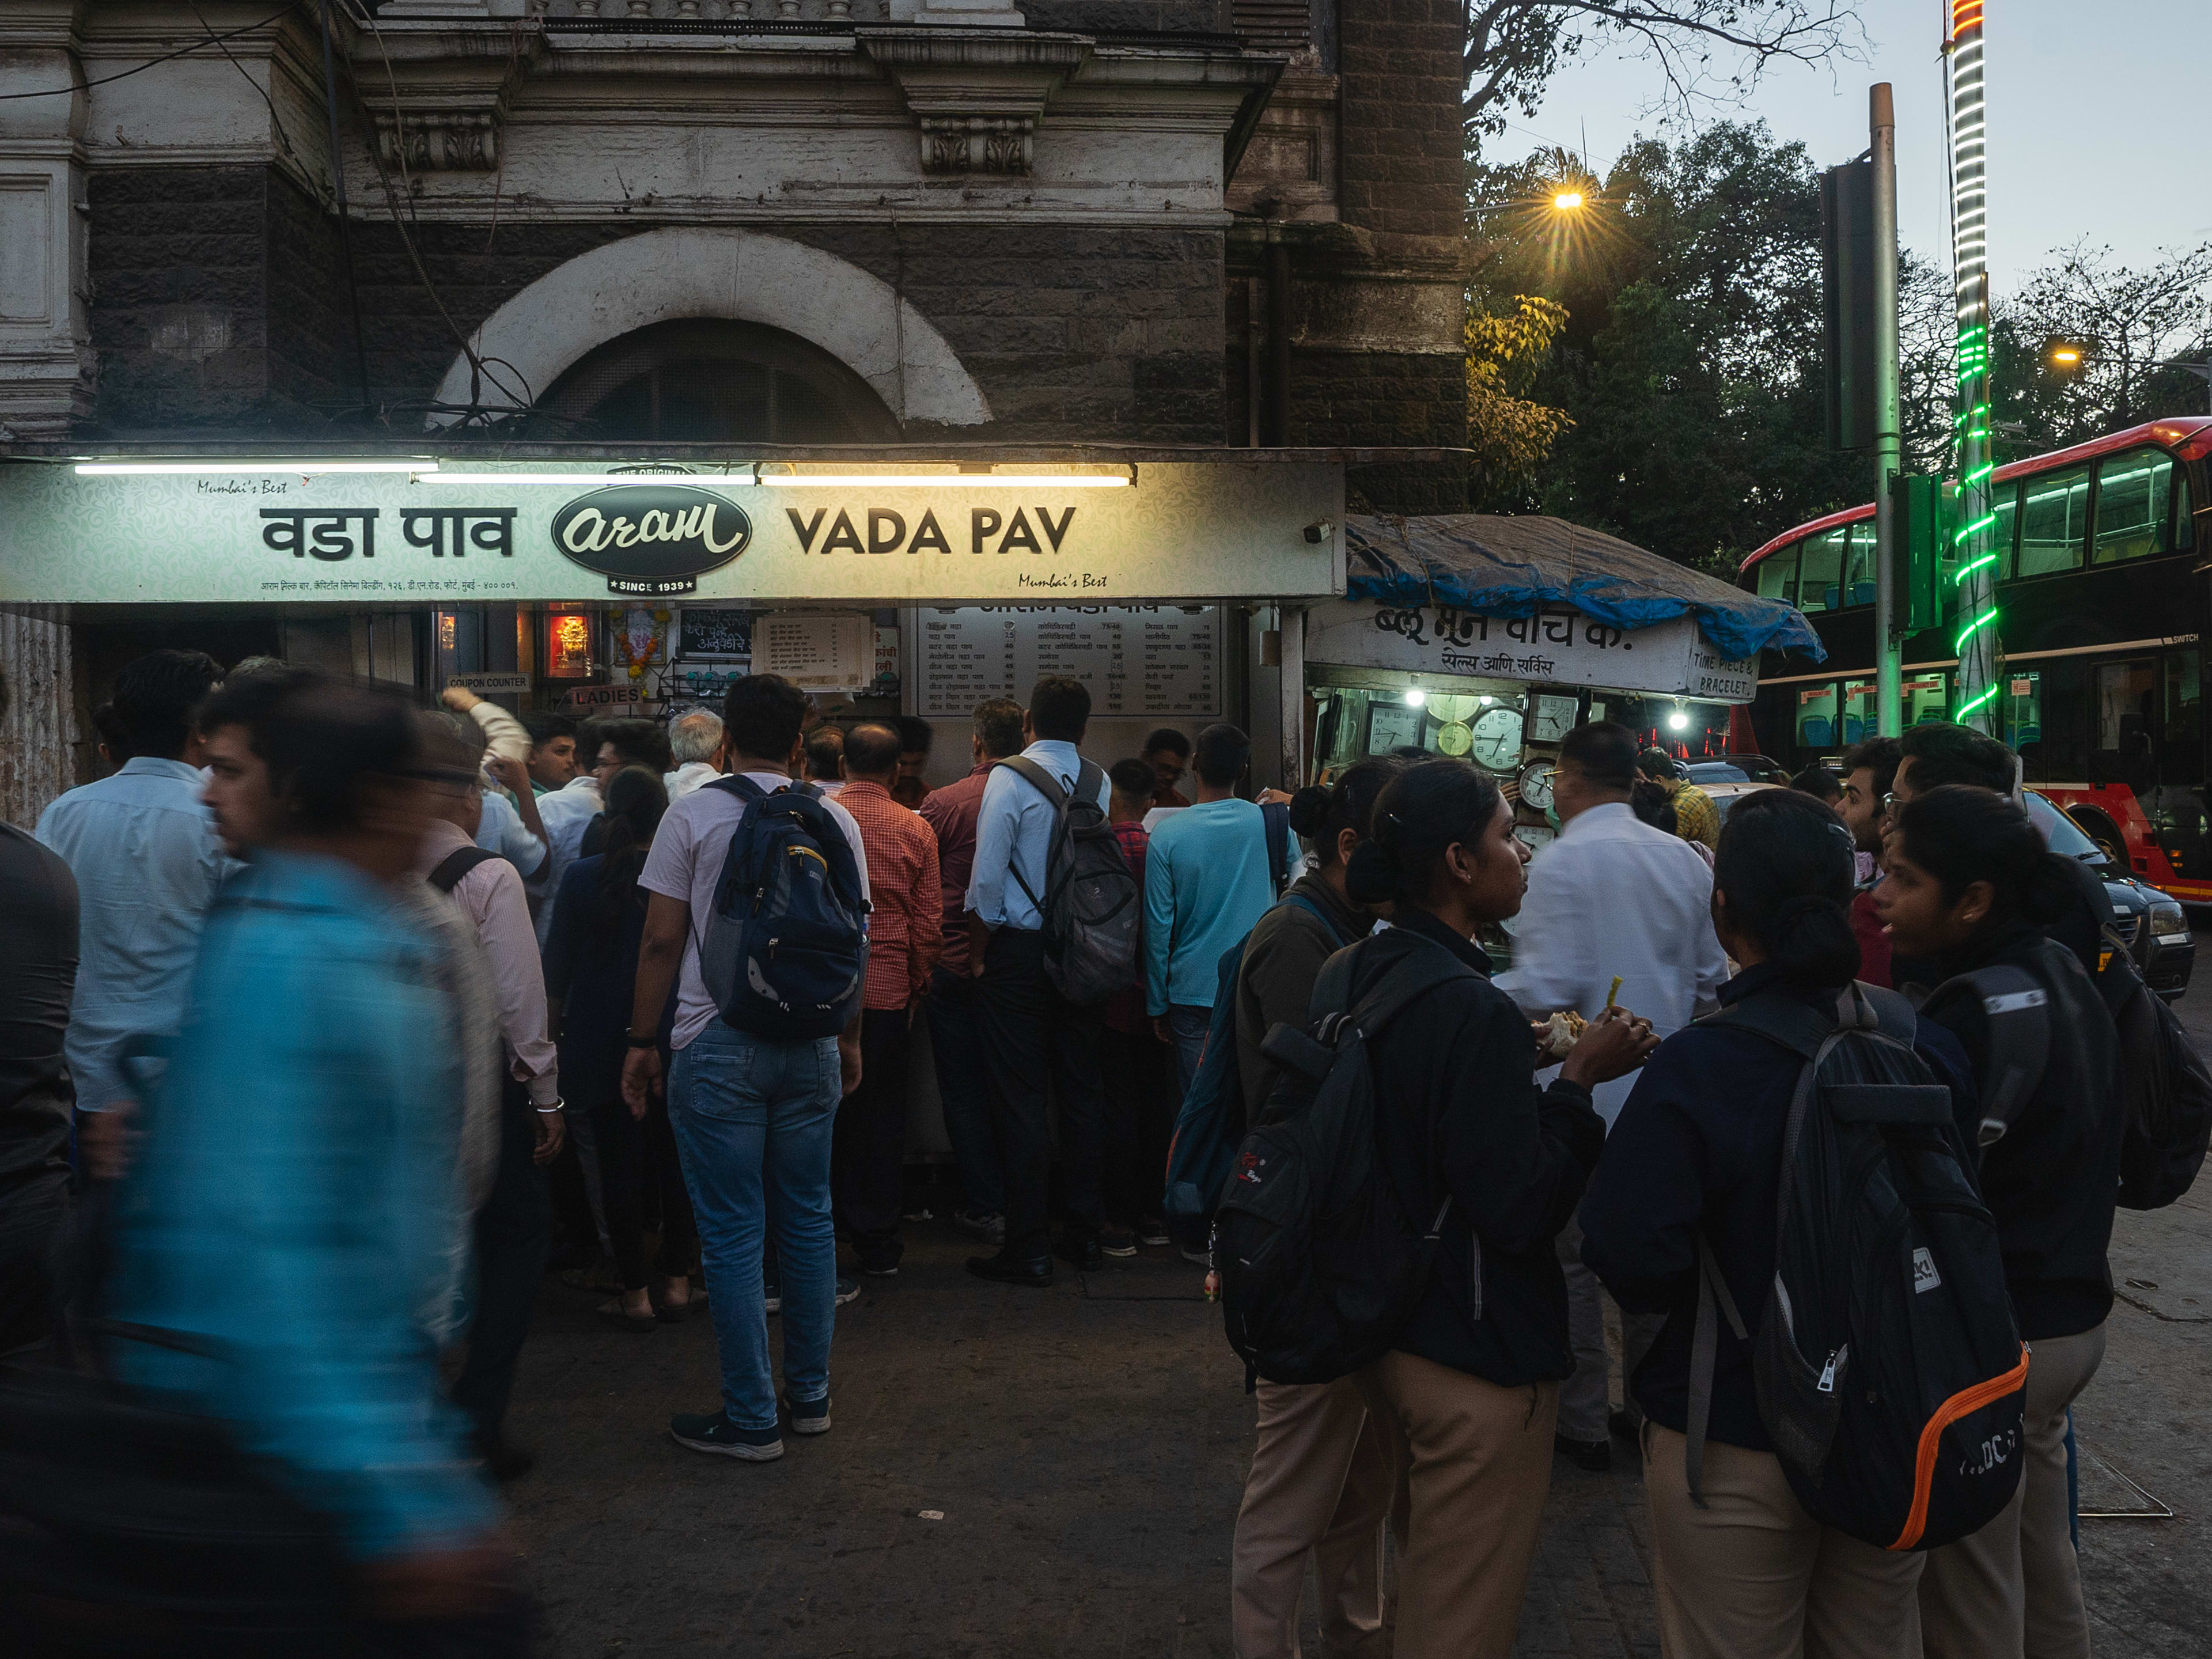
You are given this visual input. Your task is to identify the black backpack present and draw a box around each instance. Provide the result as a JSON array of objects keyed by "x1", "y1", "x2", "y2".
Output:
[
  {"x1": 1688, "y1": 983, "x2": 2027, "y2": 1552},
  {"x1": 698, "y1": 775, "x2": 870, "y2": 1041},
  {"x1": 997, "y1": 756, "x2": 1140, "y2": 1005},
  {"x1": 1931, "y1": 931, "x2": 2209, "y2": 1210},
  {"x1": 1215, "y1": 934, "x2": 1475, "y2": 1388}
]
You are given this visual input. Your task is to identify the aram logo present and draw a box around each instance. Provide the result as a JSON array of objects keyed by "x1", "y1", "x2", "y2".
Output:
[{"x1": 551, "y1": 484, "x2": 752, "y2": 596}]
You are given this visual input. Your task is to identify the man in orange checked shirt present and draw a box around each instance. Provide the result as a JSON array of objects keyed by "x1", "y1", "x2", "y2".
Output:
[{"x1": 831, "y1": 722, "x2": 942, "y2": 1277}]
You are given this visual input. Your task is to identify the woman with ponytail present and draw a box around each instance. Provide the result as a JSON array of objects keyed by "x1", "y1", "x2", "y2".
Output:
[
  {"x1": 1580, "y1": 787, "x2": 1979, "y2": 1659},
  {"x1": 1227, "y1": 757, "x2": 1399, "y2": 1657},
  {"x1": 1878, "y1": 786, "x2": 2123, "y2": 1659},
  {"x1": 544, "y1": 764, "x2": 698, "y2": 1332},
  {"x1": 1323, "y1": 760, "x2": 1654, "y2": 1657}
]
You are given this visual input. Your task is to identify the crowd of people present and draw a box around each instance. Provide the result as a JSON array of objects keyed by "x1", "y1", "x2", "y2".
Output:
[{"x1": 0, "y1": 646, "x2": 2139, "y2": 1659}]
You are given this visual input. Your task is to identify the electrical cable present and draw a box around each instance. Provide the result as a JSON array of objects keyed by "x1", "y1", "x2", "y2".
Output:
[
  {"x1": 0, "y1": 6, "x2": 297, "y2": 100},
  {"x1": 187, "y1": 0, "x2": 304, "y2": 166}
]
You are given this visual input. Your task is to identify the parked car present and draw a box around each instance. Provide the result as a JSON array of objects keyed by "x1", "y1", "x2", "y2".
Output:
[
  {"x1": 1684, "y1": 755, "x2": 1789, "y2": 786},
  {"x1": 1700, "y1": 779, "x2": 1779, "y2": 826},
  {"x1": 2024, "y1": 790, "x2": 2193, "y2": 1001}
]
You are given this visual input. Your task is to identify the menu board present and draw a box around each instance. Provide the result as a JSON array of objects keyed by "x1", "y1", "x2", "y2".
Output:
[
  {"x1": 678, "y1": 608, "x2": 753, "y2": 658},
  {"x1": 916, "y1": 606, "x2": 1221, "y2": 718}
]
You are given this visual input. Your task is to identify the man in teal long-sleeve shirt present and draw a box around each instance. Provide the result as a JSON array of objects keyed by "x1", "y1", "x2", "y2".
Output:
[
  {"x1": 1142, "y1": 723, "x2": 1278, "y2": 1094},
  {"x1": 104, "y1": 675, "x2": 510, "y2": 1628}
]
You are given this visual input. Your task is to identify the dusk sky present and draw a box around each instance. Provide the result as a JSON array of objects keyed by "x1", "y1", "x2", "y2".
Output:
[{"x1": 1501, "y1": 0, "x2": 2211, "y2": 296}]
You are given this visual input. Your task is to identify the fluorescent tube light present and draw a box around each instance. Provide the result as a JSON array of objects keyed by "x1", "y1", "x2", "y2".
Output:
[
  {"x1": 74, "y1": 460, "x2": 437, "y2": 476},
  {"x1": 418, "y1": 472, "x2": 747, "y2": 487}
]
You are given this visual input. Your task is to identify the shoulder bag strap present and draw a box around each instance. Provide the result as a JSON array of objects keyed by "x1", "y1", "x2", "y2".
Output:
[
  {"x1": 427, "y1": 846, "x2": 501, "y2": 894},
  {"x1": 1285, "y1": 892, "x2": 1357, "y2": 951},
  {"x1": 704, "y1": 772, "x2": 768, "y2": 803},
  {"x1": 1261, "y1": 800, "x2": 1291, "y2": 896},
  {"x1": 996, "y1": 756, "x2": 1069, "y2": 912},
  {"x1": 1685, "y1": 1230, "x2": 1752, "y2": 1510},
  {"x1": 1926, "y1": 964, "x2": 2051, "y2": 1146}
]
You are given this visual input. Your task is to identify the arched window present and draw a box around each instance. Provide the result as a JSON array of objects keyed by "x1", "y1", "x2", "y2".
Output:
[{"x1": 535, "y1": 319, "x2": 900, "y2": 444}]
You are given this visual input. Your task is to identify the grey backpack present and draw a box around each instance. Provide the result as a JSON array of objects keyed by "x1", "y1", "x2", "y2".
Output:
[{"x1": 998, "y1": 756, "x2": 1139, "y2": 1005}]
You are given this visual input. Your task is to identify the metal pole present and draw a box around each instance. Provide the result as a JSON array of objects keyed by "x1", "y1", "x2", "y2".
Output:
[
  {"x1": 1947, "y1": 0, "x2": 2001, "y2": 732},
  {"x1": 319, "y1": 0, "x2": 372, "y2": 416},
  {"x1": 1872, "y1": 84, "x2": 1903, "y2": 737}
]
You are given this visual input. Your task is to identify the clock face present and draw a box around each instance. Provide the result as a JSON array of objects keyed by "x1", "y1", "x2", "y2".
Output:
[
  {"x1": 1469, "y1": 706, "x2": 1525, "y2": 771},
  {"x1": 1513, "y1": 823, "x2": 1556, "y2": 856},
  {"x1": 1434, "y1": 721, "x2": 1473, "y2": 756},
  {"x1": 1517, "y1": 757, "x2": 1555, "y2": 811}
]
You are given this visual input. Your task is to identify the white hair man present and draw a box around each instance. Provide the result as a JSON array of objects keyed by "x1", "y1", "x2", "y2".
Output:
[{"x1": 664, "y1": 709, "x2": 726, "y2": 802}]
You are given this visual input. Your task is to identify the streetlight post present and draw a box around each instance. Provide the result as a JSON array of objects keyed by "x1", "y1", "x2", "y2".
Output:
[{"x1": 1872, "y1": 84, "x2": 1903, "y2": 737}]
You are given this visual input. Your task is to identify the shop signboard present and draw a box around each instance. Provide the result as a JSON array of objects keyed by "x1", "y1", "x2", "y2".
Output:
[
  {"x1": 0, "y1": 462, "x2": 1344, "y2": 607},
  {"x1": 1303, "y1": 599, "x2": 1758, "y2": 703},
  {"x1": 564, "y1": 684, "x2": 643, "y2": 709},
  {"x1": 445, "y1": 672, "x2": 532, "y2": 694}
]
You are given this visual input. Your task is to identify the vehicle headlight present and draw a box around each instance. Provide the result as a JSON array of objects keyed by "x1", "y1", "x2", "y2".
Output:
[{"x1": 2149, "y1": 901, "x2": 2190, "y2": 942}]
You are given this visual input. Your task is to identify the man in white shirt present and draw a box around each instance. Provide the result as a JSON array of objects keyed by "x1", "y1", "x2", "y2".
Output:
[
  {"x1": 624, "y1": 675, "x2": 869, "y2": 1464},
  {"x1": 35, "y1": 649, "x2": 229, "y2": 1137},
  {"x1": 1497, "y1": 719, "x2": 1728, "y2": 1472},
  {"x1": 664, "y1": 709, "x2": 725, "y2": 801},
  {"x1": 413, "y1": 715, "x2": 563, "y2": 1477}
]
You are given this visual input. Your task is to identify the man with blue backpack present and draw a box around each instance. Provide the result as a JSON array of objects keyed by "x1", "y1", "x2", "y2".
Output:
[{"x1": 624, "y1": 674, "x2": 872, "y2": 1463}]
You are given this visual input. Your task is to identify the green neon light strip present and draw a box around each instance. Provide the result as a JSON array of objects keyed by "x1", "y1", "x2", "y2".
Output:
[
  {"x1": 1953, "y1": 511, "x2": 1998, "y2": 544},
  {"x1": 1956, "y1": 608, "x2": 1998, "y2": 652},
  {"x1": 1953, "y1": 551, "x2": 1999, "y2": 582},
  {"x1": 1955, "y1": 683, "x2": 2001, "y2": 719},
  {"x1": 1965, "y1": 462, "x2": 1995, "y2": 486}
]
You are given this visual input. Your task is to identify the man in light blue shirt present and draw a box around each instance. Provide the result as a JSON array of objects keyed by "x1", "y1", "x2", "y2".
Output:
[
  {"x1": 1143, "y1": 722, "x2": 1279, "y2": 1093},
  {"x1": 35, "y1": 649, "x2": 229, "y2": 1119},
  {"x1": 961, "y1": 676, "x2": 1115, "y2": 1285}
]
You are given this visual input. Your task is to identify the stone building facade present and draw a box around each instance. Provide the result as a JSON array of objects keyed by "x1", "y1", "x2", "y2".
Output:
[
  {"x1": 0, "y1": 0, "x2": 1469, "y2": 815},
  {"x1": 2, "y1": 0, "x2": 1465, "y2": 482}
]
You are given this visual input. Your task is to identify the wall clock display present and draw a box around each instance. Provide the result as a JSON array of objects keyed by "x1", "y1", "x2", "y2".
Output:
[
  {"x1": 1516, "y1": 757, "x2": 1556, "y2": 813},
  {"x1": 1469, "y1": 706, "x2": 1525, "y2": 771}
]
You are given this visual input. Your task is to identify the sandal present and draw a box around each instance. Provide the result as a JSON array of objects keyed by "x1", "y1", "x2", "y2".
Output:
[
  {"x1": 655, "y1": 1278, "x2": 695, "y2": 1324},
  {"x1": 596, "y1": 1298, "x2": 658, "y2": 1335}
]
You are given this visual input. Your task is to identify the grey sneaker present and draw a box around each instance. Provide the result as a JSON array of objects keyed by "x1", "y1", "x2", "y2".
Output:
[
  {"x1": 952, "y1": 1207, "x2": 1007, "y2": 1246},
  {"x1": 783, "y1": 1393, "x2": 832, "y2": 1435},
  {"x1": 835, "y1": 1274, "x2": 862, "y2": 1306},
  {"x1": 670, "y1": 1409, "x2": 783, "y2": 1461}
]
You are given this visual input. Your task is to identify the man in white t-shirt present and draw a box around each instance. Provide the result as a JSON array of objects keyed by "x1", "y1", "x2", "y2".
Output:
[{"x1": 624, "y1": 675, "x2": 869, "y2": 1464}]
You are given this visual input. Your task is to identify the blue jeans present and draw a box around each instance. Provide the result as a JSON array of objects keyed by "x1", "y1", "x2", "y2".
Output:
[
  {"x1": 927, "y1": 965, "x2": 1005, "y2": 1215},
  {"x1": 668, "y1": 1018, "x2": 840, "y2": 1431},
  {"x1": 1166, "y1": 1003, "x2": 1213, "y2": 1100}
]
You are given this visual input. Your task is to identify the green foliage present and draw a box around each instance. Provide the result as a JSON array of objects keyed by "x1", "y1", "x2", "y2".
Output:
[
  {"x1": 1466, "y1": 294, "x2": 1574, "y2": 498},
  {"x1": 1469, "y1": 122, "x2": 1952, "y2": 568}
]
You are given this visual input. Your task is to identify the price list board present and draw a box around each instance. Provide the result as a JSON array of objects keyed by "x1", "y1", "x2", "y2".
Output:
[{"x1": 916, "y1": 606, "x2": 1221, "y2": 718}]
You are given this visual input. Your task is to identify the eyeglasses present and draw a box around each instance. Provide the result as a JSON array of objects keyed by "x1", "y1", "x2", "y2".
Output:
[{"x1": 1881, "y1": 791, "x2": 1903, "y2": 815}]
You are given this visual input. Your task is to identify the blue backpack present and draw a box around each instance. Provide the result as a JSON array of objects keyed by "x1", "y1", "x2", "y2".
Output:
[
  {"x1": 697, "y1": 775, "x2": 870, "y2": 1041},
  {"x1": 1162, "y1": 892, "x2": 1349, "y2": 1252}
]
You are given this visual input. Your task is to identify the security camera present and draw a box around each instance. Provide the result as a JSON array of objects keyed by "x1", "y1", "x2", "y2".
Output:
[{"x1": 1304, "y1": 519, "x2": 1335, "y2": 544}]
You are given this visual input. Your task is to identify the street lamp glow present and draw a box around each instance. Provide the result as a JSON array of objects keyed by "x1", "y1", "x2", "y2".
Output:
[
  {"x1": 1552, "y1": 190, "x2": 1585, "y2": 211},
  {"x1": 1666, "y1": 710, "x2": 1692, "y2": 732},
  {"x1": 2050, "y1": 347, "x2": 2081, "y2": 365}
]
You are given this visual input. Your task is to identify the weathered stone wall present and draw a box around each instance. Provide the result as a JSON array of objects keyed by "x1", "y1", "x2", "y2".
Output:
[
  {"x1": 1334, "y1": 0, "x2": 1466, "y2": 256},
  {"x1": 85, "y1": 179, "x2": 1225, "y2": 445}
]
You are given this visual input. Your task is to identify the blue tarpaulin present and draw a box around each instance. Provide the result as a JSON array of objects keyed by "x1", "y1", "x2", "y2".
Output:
[{"x1": 1343, "y1": 514, "x2": 1825, "y2": 663}]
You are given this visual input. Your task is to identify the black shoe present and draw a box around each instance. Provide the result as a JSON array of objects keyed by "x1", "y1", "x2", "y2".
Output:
[
  {"x1": 859, "y1": 1257, "x2": 901, "y2": 1278},
  {"x1": 1136, "y1": 1217, "x2": 1172, "y2": 1247},
  {"x1": 1054, "y1": 1237, "x2": 1104, "y2": 1273},
  {"x1": 1608, "y1": 1408, "x2": 1640, "y2": 1442},
  {"x1": 1097, "y1": 1228, "x2": 1137, "y2": 1259},
  {"x1": 670, "y1": 1409, "x2": 784, "y2": 1461},
  {"x1": 965, "y1": 1250, "x2": 1054, "y2": 1286},
  {"x1": 782, "y1": 1393, "x2": 832, "y2": 1437},
  {"x1": 475, "y1": 1433, "x2": 535, "y2": 1483},
  {"x1": 1554, "y1": 1434, "x2": 1612, "y2": 1472}
]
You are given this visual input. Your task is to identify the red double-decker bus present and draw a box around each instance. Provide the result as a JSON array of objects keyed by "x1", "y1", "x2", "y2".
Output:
[{"x1": 1736, "y1": 416, "x2": 2212, "y2": 901}]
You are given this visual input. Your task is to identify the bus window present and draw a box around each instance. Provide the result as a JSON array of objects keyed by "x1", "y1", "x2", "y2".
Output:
[
  {"x1": 1797, "y1": 528, "x2": 1849, "y2": 614},
  {"x1": 2178, "y1": 471, "x2": 2195, "y2": 549},
  {"x1": 2018, "y1": 464, "x2": 2091, "y2": 575},
  {"x1": 1840, "y1": 524, "x2": 1876, "y2": 607},
  {"x1": 1796, "y1": 683, "x2": 1839, "y2": 750},
  {"x1": 1904, "y1": 674, "x2": 1948, "y2": 728},
  {"x1": 1841, "y1": 679, "x2": 1874, "y2": 745},
  {"x1": 2001, "y1": 670, "x2": 2042, "y2": 755},
  {"x1": 2091, "y1": 449, "x2": 2176, "y2": 563},
  {"x1": 2164, "y1": 650, "x2": 2200, "y2": 783},
  {"x1": 1990, "y1": 483, "x2": 2019, "y2": 578},
  {"x1": 1755, "y1": 543, "x2": 1798, "y2": 604}
]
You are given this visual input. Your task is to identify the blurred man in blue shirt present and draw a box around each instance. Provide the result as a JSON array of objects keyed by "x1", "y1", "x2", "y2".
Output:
[
  {"x1": 1143, "y1": 723, "x2": 1278, "y2": 1094},
  {"x1": 961, "y1": 676, "x2": 1114, "y2": 1285},
  {"x1": 36, "y1": 649, "x2": 228, "y2": 1144},
  {"x1": 105, "y1": 672, "x2": 513, "y2": 1628}
]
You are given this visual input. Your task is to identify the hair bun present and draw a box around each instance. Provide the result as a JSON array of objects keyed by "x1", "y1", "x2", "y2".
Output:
[
  {"x1": 1342, "y1": 839, "x2": 1401, "y2": 907},
  {"x1": 1286, "y1": 784, "x2": 1331, "y2": 839}
]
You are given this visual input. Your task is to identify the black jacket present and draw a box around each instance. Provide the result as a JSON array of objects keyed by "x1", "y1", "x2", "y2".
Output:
[
  {"x1": 1919, "y1": 920, "x2": 2123, "y2": 1340},
  {"x1": 1355, "y1": 906, "x2": 1606, "y2": 1387},
  {"x1": 1580, "y1": 963, "x2": 1978, "y2": 1452}
]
